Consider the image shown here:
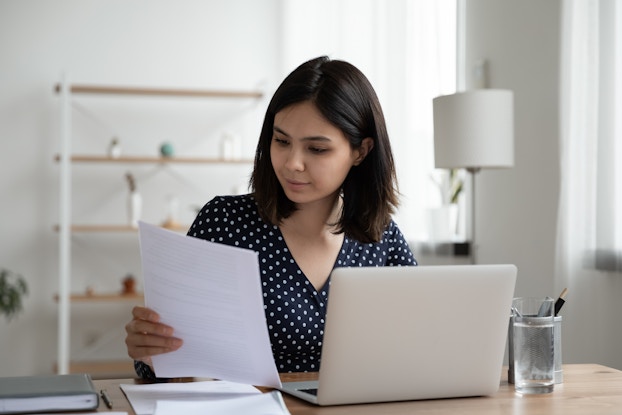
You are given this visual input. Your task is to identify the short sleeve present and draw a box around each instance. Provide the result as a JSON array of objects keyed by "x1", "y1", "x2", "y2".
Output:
[{"x1": 385, "y1": 221, "x2": 417, "y2": 266}]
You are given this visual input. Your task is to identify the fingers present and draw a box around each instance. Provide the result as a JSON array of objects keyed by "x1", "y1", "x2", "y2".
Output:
[
  {"x1": 128, "y1": 317, "x2": 174, "y2": 337},
  {"x1": 131, "y1": 305, "x2": 160, "y2": 322},
  {"x1": 125, "y1": 306, "x2": 183, "y2": 361},
  {"x1": 125, "y1": 331, "x2": 183, "y2": 361}
]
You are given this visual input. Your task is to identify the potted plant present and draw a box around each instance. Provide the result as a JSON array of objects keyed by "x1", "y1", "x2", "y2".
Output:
[
  {"x1": 126, "y1": 172, "x2": 142, "y2": 228},
  {"x1": 430, "y1": 168, "x2": 464, "y2": 205},
  {"x1": 0, "y1": 268, "x2": 28, "y2": 321},
  {"x1": 427, "y1": 169, "x2": 464, "y2": 241}
]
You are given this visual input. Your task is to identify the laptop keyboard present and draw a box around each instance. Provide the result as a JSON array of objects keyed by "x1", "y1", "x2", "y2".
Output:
[{"x1": 298, "y1": 388, "x2": 318, "y2": 396}]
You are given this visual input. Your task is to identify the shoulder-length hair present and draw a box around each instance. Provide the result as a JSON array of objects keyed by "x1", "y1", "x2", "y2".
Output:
[{"x1": 250, "y1": 56, "x2": 399, "y2": 243}]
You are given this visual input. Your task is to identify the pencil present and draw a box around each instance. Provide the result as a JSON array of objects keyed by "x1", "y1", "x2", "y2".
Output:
[
  {"x1": 100, "y1": 389, "x2": 113, "y2": 409},
  {"x1": 554, "y1": 288, "x2": 568, "y2": 316}
]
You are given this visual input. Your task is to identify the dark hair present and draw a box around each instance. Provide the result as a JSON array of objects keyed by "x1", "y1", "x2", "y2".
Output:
[{"x1": 250, "y1": 56, "x2": 399, "y2": 243}]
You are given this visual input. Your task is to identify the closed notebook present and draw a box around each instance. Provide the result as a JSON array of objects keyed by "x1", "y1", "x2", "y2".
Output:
[{"x1": 0, "y1": 373, "x2": 99, "y2": 414}]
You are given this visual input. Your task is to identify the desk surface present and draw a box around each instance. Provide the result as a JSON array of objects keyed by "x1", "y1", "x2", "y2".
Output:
[{"x1": 94, "y1": 364, "x2": 622, "y2": 414}]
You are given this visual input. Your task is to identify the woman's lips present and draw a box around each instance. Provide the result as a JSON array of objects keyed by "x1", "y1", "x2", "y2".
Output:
[{"x1": 285, "y1": 178, "x2": 308, "y2": 191}]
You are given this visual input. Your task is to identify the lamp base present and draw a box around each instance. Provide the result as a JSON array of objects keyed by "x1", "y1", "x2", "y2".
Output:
[{"x1": 466, "y1": 168, "x2": 480, "y2": 264}]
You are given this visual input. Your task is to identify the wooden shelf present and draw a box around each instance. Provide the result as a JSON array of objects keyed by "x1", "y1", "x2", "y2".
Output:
[
  {"x1": 54, "y1": 292, "x2": 144, "y2": 303},
  {"x1": 54, "y1": 83, "x2": 263, "y2": 99},
  {"x1": 54, "y1": 80, "x2": 258, "y2": 376},
  {"x1": 54, "y1": 154, "x2": 254, "y2": 164}
]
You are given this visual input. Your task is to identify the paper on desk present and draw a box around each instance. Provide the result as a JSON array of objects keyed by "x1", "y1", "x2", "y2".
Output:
[
  {"x1": 120, "y1": 380, "x2": 260, "y2": 415},
  {"x1": 153, "y1": 391, "x2": 290, "y2": 415},
  {"x1": 137, "y1": 221, "x2": 281, "y2": 388}
]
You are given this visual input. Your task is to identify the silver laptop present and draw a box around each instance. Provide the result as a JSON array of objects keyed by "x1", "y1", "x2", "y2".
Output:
[{"x1": 279, "y1": 264, "x2": 517, "y2": 406}]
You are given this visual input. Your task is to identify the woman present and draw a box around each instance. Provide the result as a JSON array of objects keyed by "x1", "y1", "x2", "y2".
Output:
[{"x1": 125, "y1": 56, "x2": 417, "y2": 378}]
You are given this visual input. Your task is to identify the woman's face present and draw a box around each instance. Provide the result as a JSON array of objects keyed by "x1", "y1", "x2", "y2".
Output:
[{"x1": 270, "y1": 101, "x2": 368, "y2": 209}]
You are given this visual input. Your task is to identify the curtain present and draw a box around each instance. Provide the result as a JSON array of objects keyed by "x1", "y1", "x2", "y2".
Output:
[
  {"x1": 557, "y1": 0, "x2": 622, "y2": 277},
  {"x1": 556, "y1": 0, "x2": 622, "y2": 365},
  {"x1": 280, "y1": 0, "x2": 457, "y2": 241}
]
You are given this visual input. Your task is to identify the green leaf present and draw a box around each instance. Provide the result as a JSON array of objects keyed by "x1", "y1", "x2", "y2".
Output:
[{"x1": 0, "y1": 269, "x2": 28, "y2": 321}]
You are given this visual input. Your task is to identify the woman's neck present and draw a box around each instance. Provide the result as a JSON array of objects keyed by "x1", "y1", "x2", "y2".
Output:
[{"x1": 281, "y1": 194, "x2": 342, "y2": 238}]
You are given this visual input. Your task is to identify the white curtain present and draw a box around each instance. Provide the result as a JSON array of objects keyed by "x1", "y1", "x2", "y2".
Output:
[
  {"x1": 556, "y1": 0, "x2": 622, "y2": 365},
  {"x1": 280, "y1": 0, "x2": 457, "y2": 241}
]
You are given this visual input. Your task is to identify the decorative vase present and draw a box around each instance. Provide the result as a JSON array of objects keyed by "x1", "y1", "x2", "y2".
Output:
[
  {"x1": 128, "y1": 191, "x2": 142, "y2": 228},
  {"x1": 108, "y1": 138, "x2": 121, "y2": 158},
  {"x1": 160, "y1": 142, "x2": 174, "y2": 158},
  {"x1": 220, "y1": 132, "x2": 240, "y2": 160},
  {"x1": 122, "y1": 274, "x2": 136, "y2": 295},
  {"x1": 161, "y1": 195, "x2": 180, "y2": 228},
  {"x1": 426, "y1": 204, "x2": 459, "y2": 242}
]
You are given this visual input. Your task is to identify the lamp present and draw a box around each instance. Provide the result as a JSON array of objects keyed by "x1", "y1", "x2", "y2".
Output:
[{"x1": 433, "y1": 89, "x2": 514, "y2": 263}]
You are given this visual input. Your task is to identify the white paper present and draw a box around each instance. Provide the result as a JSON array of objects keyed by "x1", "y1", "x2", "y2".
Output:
[
  {"x1": 120, "y1": 380, "x2": 260, "y2": 415},
  {"x1": 137, "y1": 221, "x2": 281, "y2": 388},
  {"x1": 153, "y1": 391, "x2": 290, "y2": 415}
]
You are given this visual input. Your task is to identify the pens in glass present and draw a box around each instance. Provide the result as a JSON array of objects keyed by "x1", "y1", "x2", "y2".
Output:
[
  {"x1": 554, "y1": 288, "x2": 568, "y2": 316},
  {"x1": 100, "y1": 389, "x2": 113, "y2": 409},
  {"x1": 536, "y1": 296, "x2": 554, "y2": 317}
]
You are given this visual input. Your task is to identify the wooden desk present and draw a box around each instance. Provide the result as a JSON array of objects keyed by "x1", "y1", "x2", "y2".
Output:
[{"x1": 94, "y1": 364, "x2": 622, "y2": 414}]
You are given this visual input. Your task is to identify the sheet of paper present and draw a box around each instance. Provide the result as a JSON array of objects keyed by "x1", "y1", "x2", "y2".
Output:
[
  {"x1": 120, "y1": 380, "x2": 260, "y2": 415},
  {"x1": 137, "y1": 221, "x2": 281, "y2": 388},
  {"x1": 153, "y1": 391, "x2": 291, "y2": 415}
]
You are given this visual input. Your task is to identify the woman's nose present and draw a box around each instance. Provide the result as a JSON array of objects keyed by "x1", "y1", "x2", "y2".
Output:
[{"x1": 284, "y1": 148, "x2": 305, "y2": 171}]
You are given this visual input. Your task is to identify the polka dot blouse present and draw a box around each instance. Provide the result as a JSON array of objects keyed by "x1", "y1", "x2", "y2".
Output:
[{"x1": 134, "y1": 194, "x2": 416, "y2": 379}]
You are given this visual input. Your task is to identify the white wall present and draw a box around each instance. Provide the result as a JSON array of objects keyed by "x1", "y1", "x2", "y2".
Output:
[
  {"x1": 466, "y1": 0, "x2": 560, "y2": 298},
  {"x1": 467, "y1": 0, "x2": 622, "y2": 370},
  {"x1": 0, "y1": 0, "x2": 281, "y2": 376}
]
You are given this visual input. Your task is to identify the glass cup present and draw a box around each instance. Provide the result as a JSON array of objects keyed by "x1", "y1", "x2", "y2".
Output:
[
  {"x1": 511, "y1": 297, "x2": 555, "y2": 394},
  {"x1": 554, "y1": 316, "x2": 563, "y2": 383}
]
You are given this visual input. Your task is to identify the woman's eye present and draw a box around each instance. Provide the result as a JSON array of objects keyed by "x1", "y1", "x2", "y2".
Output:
[
  {"x1": 274, "y1": 137, "x2": 289, "y2": 145},
  {"x1": 309, "y1": 147, "x2": 327, "y2": 154}
]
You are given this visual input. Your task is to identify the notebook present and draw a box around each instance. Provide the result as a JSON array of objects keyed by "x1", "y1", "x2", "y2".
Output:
[
  {"x1": 279, "y1": 264, "x2": 517, "y2": 406},
  {"x1": 0, "y1": 373, "x2": 99, "y2": 414}
]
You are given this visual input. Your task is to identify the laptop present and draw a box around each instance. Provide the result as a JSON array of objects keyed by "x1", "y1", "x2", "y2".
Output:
[{"x1": 279, "y1": 264, "x2": 517, "y2": 406}]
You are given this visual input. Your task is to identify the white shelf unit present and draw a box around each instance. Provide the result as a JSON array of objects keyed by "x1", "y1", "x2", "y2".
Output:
[{"x1": 55, "y1": 80, "x2": 262, "y2": 375}]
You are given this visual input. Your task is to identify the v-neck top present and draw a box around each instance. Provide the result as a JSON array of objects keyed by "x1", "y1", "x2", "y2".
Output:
[{"x1": 134, "y1": 193, "x2": 416, "y2": 378}]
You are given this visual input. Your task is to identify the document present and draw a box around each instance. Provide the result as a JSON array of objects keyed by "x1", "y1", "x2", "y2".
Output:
[
  {"x1": 137, "y1": 222, "x2": 281, "y2": 388},
  {"x1": 0, "y1": 374, "x2": 99, "y2": 414},
  {"x1": 31, "y1": 413, "x2": 126, "y2": 415},
  {"x1": 120, "y1": 380, "x2": 261, "y2": 415},
  {"x1": 154, "y1": 391, "x2": 290, "y2": 415}
]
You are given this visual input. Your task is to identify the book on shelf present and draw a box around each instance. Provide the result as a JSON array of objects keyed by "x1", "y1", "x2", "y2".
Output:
[{"x1": 0, "y1": 373, "x2": 98, "y2": 414}]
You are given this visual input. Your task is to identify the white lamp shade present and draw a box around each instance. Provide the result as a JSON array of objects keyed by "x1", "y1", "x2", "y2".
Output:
[{"x1": 433, "y1": 89, "x2": 514, "y2": 169}]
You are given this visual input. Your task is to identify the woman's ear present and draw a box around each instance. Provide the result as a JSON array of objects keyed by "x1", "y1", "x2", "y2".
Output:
[{"x1": 353, "y1": 137, "x2": 374, "y2": 166}]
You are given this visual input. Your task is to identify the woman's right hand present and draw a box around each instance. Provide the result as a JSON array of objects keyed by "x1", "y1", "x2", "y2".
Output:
[{"x1": 125, "y1": 306, "x2": 183, "y2": 369}]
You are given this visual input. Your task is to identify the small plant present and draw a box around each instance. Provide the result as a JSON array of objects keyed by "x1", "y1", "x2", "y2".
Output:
[
  {"x1": 0, "y1": 268, "x2": 28, "y2": 321},
  {"x1": 447, "y1": 169, "x2": 464, "y2": 204},
  {"x1": 125, "y1": 172, "x2": 136, "y2": 193},
  {"x1": 430, "y1": 168, "x2": 464, "y2": 205}
]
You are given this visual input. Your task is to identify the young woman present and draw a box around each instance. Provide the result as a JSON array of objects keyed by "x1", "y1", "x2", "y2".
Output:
[{"x1": 125, "y1": 56, "x2": 417, "y2": 377}]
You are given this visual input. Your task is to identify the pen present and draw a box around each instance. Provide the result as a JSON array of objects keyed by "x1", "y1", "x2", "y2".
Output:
[
  {"x1": 536, "y1": 296, "x2": 554, "y2": 317},
  {"x1": 100, "y1": 389, "x2": 113, "y2": 409},
  {"x1": 554, "y1": 288, "x2": 568, "y2": 316}
]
